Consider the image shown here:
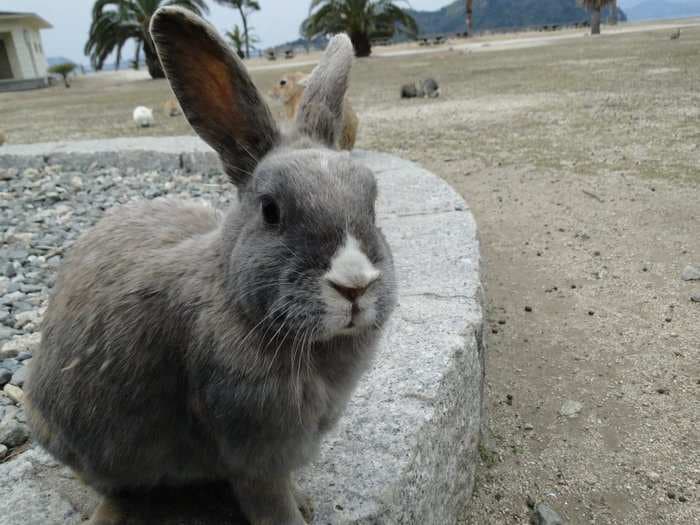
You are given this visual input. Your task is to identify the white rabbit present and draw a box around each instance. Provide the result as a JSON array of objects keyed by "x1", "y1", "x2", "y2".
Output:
[{"x1": 132, "y1": 106, "x2": 154, "y2": 127}]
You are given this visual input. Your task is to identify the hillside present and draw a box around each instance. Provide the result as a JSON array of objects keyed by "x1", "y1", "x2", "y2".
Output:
[
  {"x1": 409, "y1": 0, "x2": 625, "y2": 35},
  {"x1": 625, "y1": 0, "x2": 700, "y2": 21}
]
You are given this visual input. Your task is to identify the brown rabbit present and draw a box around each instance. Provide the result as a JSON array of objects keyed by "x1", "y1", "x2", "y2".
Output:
[
  {"x1": 270, "y1": 71, "x2": 359, "y2": 151},
  {"x1": 162, "y1": 97, "x2": 182, "y2": 117},
  {"x1": 24, "y1": 7, "x2": 396, "y2": 525}
]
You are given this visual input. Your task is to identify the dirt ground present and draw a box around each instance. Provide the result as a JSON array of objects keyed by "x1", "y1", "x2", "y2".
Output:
[{"x1": 2, "y1": 17, "x2": 699, "y2": 525}]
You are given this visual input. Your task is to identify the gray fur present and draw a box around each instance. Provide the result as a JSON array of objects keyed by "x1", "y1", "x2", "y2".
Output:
[
  {"x1": 423, "y1": 78, "x2": 440, "y2": 98},
  {"x1": 24, "y1": 8, "x2": 396, "y2": 525},
  {"x1": 295, "y1": 34, "x2": 354, "y2": 148}
]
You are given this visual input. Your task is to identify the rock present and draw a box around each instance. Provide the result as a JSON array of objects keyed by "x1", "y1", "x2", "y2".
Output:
[
  {"x1": 0, "y1": 369, "x2": 11, "y2": 388},
  {"x1": 13, "y1": 310, "x2": 40, "y2": 330},
  {"x1": 1, "y1": 359, "x2": 20, "y2": 374},
  {"x1": 0, "y1": 417, "x2": 29, "y2": 447},
  {"x1": 532, "y1": 502, "x2": 563, "y2": 525},
  {"x1": 0, "y1": 333, "x2": 41, "y2": 358},
  {"x1": 2, "y1": 384, "x2": 23, "y2": 404},
  {"x1": 10, "y1": 367, "x2": 27, "y2": 388},
  {"x1": 0, "y1": 168, "x2": 18, "y2": 181},
  {"x1": 691, "y1": 292, "x2": 700, "y2": 303},
  {"x1": 3, "y1": 263, "x2": 16, "y2": 278},
  {"x1": 70, "y1": 175, "x2": 84, "y2": 190},
  {"x1": 1, "y1": 291, "x2": 25, "y2": 305},
  {"x1": 22, "y1": 167, "x2": 40, "y2": 180},
  {"x1": 16, "y1": 351, "x2": 32, "y2": 362},
  {"x1": 681, "y1": 264, "x2": 700, "y2": 281},
  {"x1": 0, "y1": 344, "x2": 19, "y2": 360},
  {"x1": 0, "y1": 326, "x2": 18, "y2": 342},
  {"x1": 559, "y1": 400, "x2": 583, "y2": 417},
  {"x1": 0, "y1": 443, "x2": 7, "y2": 459}
]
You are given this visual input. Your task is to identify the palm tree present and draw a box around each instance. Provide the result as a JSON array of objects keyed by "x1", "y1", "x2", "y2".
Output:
[
  {"x1": 85, "y1": 0, "x2": 208, "y2": 78},
  {"x1": 466, "y1": 0, "x2": 473, "y2": 36},
  {"x1": 84, "y1": 4, "x2": 138, "y2": 71},
  {"x1": 226, "y1": 25, "x2": 246, "y2": 59},
  {"x1": 214, "y1": 0, "x2": 260, "y2": 59},
  {"x1": 579, "y1": 0, "x2": 615, "y2": 35},
  {"x1": 302, "y1": 0, "x2": 418, "y2": 58},
  {"x1": 225, "y1": 24, "x2": 260, "y2": 59}
]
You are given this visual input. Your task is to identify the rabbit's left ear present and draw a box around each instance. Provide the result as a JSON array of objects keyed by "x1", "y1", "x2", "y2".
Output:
[
  {"x1": 296, "y1": 34, "x2": 354, "y2": 147},
  {"x1": 150, "y1": 6, "x2": 279, "y2": 186}
]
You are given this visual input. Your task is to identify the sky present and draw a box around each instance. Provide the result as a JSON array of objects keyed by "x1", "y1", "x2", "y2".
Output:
[{"x1": 0, "y1": 0, "x2": 646, "y2": 65}]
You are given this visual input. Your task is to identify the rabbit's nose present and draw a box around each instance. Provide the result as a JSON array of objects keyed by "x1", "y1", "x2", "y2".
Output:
[{"x1": 328, "y1": 281, "x2": 368, "y2": 303}]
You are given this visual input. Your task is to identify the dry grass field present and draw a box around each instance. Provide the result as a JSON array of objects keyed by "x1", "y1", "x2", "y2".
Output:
[{"x1": 1, "y1": 18, "x2": 699, "y2": 525}]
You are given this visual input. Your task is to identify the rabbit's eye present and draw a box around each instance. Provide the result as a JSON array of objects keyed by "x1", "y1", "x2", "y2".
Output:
[
  {"x1": 261, "y1": 196, "x2": 280, "y2": 226},
  {"x1": 279, "y1": 79, "x2": 287, "y2": 86}
]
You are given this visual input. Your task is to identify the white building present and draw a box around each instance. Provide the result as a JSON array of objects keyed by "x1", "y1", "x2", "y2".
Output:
[{"x1": 0, "y1": 11, "x2": 52, "y2": 91}]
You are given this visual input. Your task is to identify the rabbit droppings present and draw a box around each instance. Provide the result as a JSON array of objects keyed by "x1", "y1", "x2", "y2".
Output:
[
  {"x1": 25, "y1": 7, "x2": 396, "y2": 525},
  {"x1": 270, "y1": 71, "x2": 359, "y2": 151}
]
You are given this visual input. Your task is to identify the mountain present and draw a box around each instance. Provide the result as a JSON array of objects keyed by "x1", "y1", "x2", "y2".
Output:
[
  {"x1": 408, "y1": 0, "x2": 625, "y2": 35},
  {"x1": 625, "y1": 1, "x2": 700, "y2": 21}
]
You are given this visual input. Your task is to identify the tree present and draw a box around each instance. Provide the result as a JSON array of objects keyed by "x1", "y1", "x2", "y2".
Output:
[
  {"x1": 85, "y1": 0, "x2": 208, "y2": 78},
  {"x1": 215, "y1": 0, "x2": 260, "y2": 59},
  {"x1": 579, "y1": 0, "x2": 615, "y2": 35},
  {"x1": 225, "y1": 24, "x2": 260, "y2": 59},
  {"x1": 302, "y1": 0, "x2": 418, "y2": 58},
  {"x1": 49, "y1": 62, "x2": 77, "y2": 88},
  {"x1": 466, "y1": 0, "x2": 473, "y2": 36},
  {"x1": 226, "y1": 25, "x2": 246, "y2": 59}
]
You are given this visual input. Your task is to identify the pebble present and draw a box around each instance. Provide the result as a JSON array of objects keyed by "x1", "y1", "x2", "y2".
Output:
[
  {"x1": 0, "y1": 369, "x2": 11, "y2": 388},
  {"x1": 16, "y1": 351, "x2": 32, "y2": 362},
  {"x1": 2, "y1": 384, "x2": 23, "y2": 404},
  {"x1": 691, "y1": 293, "x2": 700, "y2": 303},
  {"x1": 10, "y1": 367, "x2": 27, "y2": 388},
  {"x1": 681, "y1": 265, "x2": 700, "y2": 281},
  {"x1": 0, "y1": 168, "x2": 18, "y2": 181},
  {"x1": 0, "y1": 417, "x2": 29, "y2": 447},
  {"x1": 0, "y1": 443, "x2": 7, "y2": 459},
  {"x1": 559, "y1": 400, "x2": 583, "y2": 417},
  {"x1": 1, "y1": 333, "x2": 40, "y2": 357},
  {"x1": 531, "y1": 502, "x2": 563, "y2": 525},
  {"x1": 13, "y1": 310, "x2": 39, "y2": 330}
]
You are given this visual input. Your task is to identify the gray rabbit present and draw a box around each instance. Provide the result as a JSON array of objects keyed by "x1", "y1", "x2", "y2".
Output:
[
  {"x1": 24, "y1": 7, "x2": 396, "y2": 525},
  {"x1": 400, "y1": 78, "x2": 440, "y2": 99}
]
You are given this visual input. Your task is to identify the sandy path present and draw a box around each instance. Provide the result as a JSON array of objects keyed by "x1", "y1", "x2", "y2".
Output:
[{"x1": 432, "y1": 162, "x2": 700, "y2": 524}]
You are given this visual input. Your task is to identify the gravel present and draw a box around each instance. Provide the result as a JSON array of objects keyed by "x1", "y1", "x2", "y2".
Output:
[{"x1": 1, "y1": 163, "x2": 234, "y2": 461}]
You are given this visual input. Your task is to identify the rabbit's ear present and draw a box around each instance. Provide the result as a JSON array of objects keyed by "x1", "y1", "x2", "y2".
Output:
[
  {"x1": 150, "y1": 6, "x2": 279, "y2": 186},
  {"x1": 296, "y1": 34, "x2": 353, "y2": 147}
]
